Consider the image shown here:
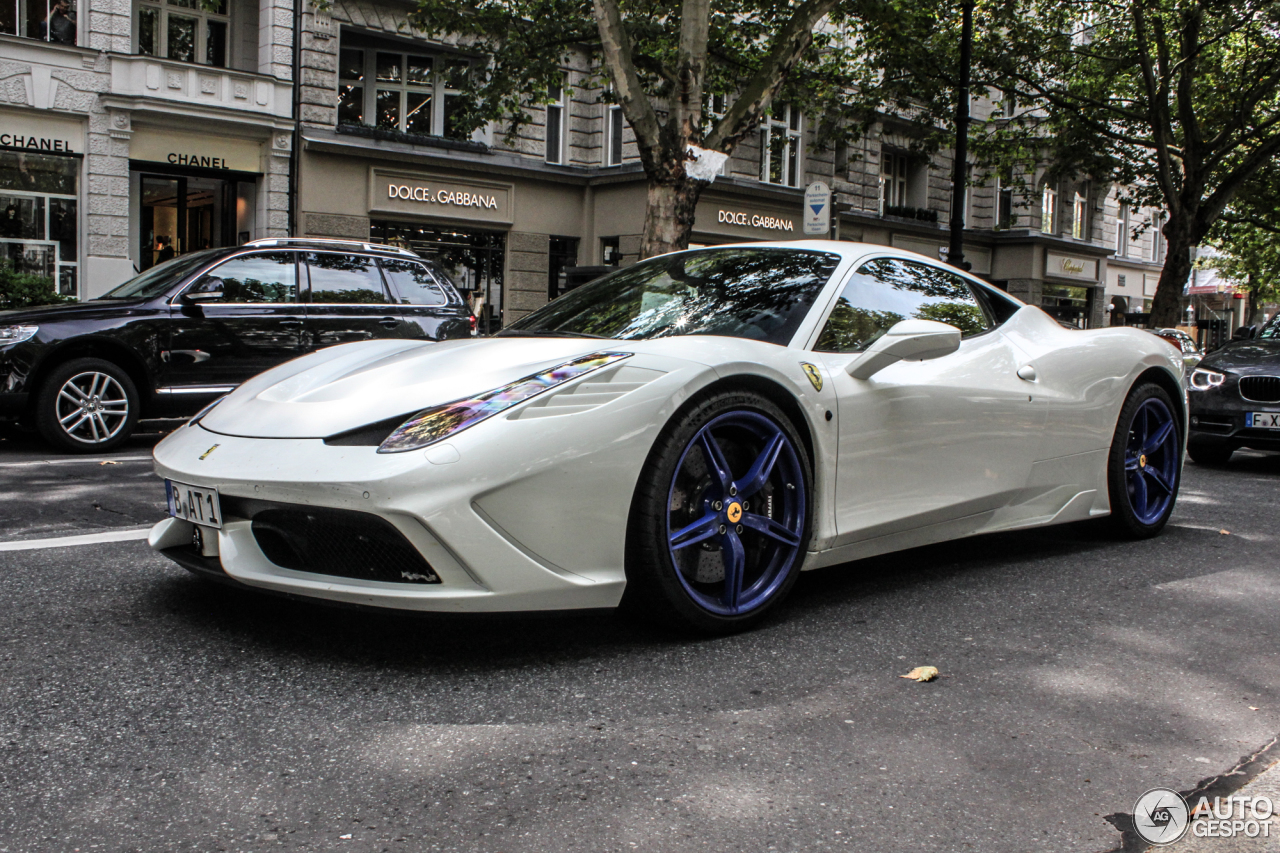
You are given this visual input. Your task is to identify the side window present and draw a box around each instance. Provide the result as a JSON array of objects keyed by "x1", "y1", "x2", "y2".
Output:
[
  {"x1": 306, "y1": 253, "x2": 389, "y2": 304},
  {"x1": 815, "y1": 258, "x2": 991, "y2": 353},
  {"x1": 971, "y1": 282, "x2": 1021, "y2": 325},
  {"x1": 380, "y1": 259, "x2": 448, "y2": 306},
  {"x1": 194, "y1": 252, "x2": 298, "y2": 303}
]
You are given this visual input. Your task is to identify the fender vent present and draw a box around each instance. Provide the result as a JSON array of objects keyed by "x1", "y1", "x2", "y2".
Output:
[{"x1": 512, "y1": 365, "x2": 666, "y2": 420}]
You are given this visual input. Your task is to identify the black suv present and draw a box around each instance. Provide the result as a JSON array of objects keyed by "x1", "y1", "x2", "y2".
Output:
[{"x1": 0, "y1": 238, "x2": 474, "y2": 452}]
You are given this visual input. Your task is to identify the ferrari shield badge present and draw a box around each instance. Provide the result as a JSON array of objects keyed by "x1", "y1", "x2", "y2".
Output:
[{"x1": 800, "y1": 362, "x2": 823, "y2": 392}]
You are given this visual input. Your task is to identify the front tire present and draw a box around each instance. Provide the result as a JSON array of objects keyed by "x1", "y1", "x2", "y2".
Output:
[
  {"x1": 1106, "y1": 382, "x2": 1181, "y2": 539},
  {"x1": 624, "y1": 391, "x2": 813, "y2": 633},
  {"x1": 36, "y1": 358, "x2": 140, "y2": 453}
]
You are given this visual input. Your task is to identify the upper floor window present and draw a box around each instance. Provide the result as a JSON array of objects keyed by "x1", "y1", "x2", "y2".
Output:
[
  {"x1": 1117, "y1": 202, "x2": 1131, "y2": 256},
  {"x1": 338, "y1": 46, "x2": 470, "y2": 139},
  {"x1": 2, "y1": 0, "x2": 77, "y2": 44},
  {"x1": 545, "y1": 81, "x2": 567, "y2": 165},
  {"x1": 1149, "y1": 212, "x2": 1164, "y2": 262},
  {"x1": 996, "y1": 178, "x2": 1013, "y2": 229},
  {"x1": 137, "y1": 0, "x2": 227, "y2": 67},
  {"x1": 1071, "y1": 190, "x2": 1088, "y2": 240},
  {"x1": 881, "y1": 151, "x2": 908, "y2": 211},
  {"x1": 605, "y1": 103, "x2": 624, "y2": 166},
  {"x1": 1040, "y1": 184, "x2": 1057, "y2": 234},
  {"x1": 760, "y1": 105, "x2": 801, "y2": 188}
]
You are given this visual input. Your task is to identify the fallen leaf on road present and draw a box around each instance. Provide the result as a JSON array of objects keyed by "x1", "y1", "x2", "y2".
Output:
[
  {"x1": 899, "y1": 666, "x2": 939, "y2": 682},
  {"x1": 1249, "y1": 706, "x2": 1260, "y2": 711},
  {"x1": 100, "y1": 461, "x2": 119, "y2": 466},
  {"x1": 1219, "y1": 529, "x2": 1230, "y2": 535}
]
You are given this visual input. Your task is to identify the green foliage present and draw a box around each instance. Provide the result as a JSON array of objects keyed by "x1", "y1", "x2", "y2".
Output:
[{"x1": 0, "y1": 265, "x2": 72, "y2": 311}]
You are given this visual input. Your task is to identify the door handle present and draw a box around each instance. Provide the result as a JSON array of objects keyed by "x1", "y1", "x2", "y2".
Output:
[
  {"x1": 1017, "y1": 364, "x2": 1037, "y2": 382},
  {"x1": 379, "y1": 317, "x2": 401, "y2": 328}
]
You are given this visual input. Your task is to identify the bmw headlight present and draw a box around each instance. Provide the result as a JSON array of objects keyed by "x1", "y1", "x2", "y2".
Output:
[
  {"x1": 377, "y1": 352, "x2": 632, "y2": 453},
  {"x1": 0, "y1": 325, "x2": 38, "y2": 346},
  {"x1": 1189, "y1": 368, "x2": 1226, "y2": 391}
]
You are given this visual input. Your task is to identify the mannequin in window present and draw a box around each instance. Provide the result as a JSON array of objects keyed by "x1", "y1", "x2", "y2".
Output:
[
  {"x1": 41, "y1": 0, "x2": 77, "y2": 45},
  {"x1": 1, "y1": 205, "x2": 20, "y2": 239},
  {"x1": 156, "y1": 236, "x2": 175, "y2": 264}
]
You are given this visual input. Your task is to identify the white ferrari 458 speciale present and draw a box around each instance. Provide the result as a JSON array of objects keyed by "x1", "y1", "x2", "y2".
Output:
[{"x1": 148, "y1": 241, "x2": 1186, "y2": 632}]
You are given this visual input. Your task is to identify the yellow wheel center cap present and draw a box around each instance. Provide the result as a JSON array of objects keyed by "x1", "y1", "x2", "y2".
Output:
[
  {"x1": 726, "y1": 502, "x2": 743, "y2": 523},
  {"x1": 1139, "y1": 454, "x2": 1147, "y2": 468}
]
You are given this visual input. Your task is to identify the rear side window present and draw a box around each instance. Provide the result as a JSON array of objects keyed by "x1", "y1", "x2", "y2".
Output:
[
  {"x1": 306, "y1": 253, "x2": 390, "y2": 304},
  {"x1": 381, "y1": 259, "x2": 448, "y2": 306},
  {"x1": 197, "y1": 252, "x2": 298, "y2": 304},
  {"x1": 815, "y1": 258, "x2": 991, "y2": 353},
  {"x1": 971, "y1": 282, "x2": 1021, "y2": 325}
]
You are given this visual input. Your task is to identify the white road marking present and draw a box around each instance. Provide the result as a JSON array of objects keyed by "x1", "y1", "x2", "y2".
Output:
[
  {"x1": 0, "y1": 527, "x2": 152, "y2": 552},
  {"x1": 0, "y1": 455, "x2": 151, "y2": 469}
]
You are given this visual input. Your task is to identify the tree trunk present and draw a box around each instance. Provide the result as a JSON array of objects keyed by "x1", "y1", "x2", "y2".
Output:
[
  {"x1": 1149, "y1": 218, "x2": 1195, "y2": 328},
  {"x1": 638, "y1": 175, "x2": 705, "y2": 259}
]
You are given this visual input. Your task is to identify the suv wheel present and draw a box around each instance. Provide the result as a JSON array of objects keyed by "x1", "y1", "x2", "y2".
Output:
[{"x1": 36, "y1": 358, "x2": 140, "y2": 453}]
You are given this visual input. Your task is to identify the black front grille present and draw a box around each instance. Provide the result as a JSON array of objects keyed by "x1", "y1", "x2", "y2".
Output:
[
  {"x1": 240, "y1": 503, "x2": 439, "y2": 584},
  {"x1": 1240, "y1": 375, "x2": 1280, "y2": 403}
]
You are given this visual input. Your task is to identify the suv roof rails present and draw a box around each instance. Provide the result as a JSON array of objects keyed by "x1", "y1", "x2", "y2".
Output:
[{"x1": 244, "y1": 237, "x2": 419, "y2": 257}]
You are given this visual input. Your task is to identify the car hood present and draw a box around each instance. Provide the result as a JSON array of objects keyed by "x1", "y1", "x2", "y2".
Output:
[
  {"x1": 1200, "y1": 339, "x2": 1280, "y2": 374},
  {"x1": 0, "y1": 298, "x2": 153, "y2": 326},
  {"x1": 199, "y1": 337, "x2": 658, "y2": 439}
]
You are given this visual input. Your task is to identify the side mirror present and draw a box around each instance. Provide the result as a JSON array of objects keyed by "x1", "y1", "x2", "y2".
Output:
[
  {"x1": 846, "y1": 319, "x2": 962, "y2": 380},
  {"x1": 182, "y1": 277, "x2": 224, "y2": 302}
]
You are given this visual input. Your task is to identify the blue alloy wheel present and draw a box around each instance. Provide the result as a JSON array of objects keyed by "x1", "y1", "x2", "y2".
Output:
[
  {"x1": 665, "y1": 410, "x2": 807, "y2": 616},
  {"x1": 1123, "y1": 396, "x2": 1179, "y2": 525}
]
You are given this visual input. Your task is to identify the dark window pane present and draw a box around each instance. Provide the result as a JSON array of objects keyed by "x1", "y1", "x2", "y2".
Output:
[
  {"x1": 375, "y1": 52, "x2": 401, "y2": 83},
  {"x1": 337, "y1": 85, "x2": 363, "y2": 126},
  {"x1": 546, "y1": 105, "x2": 562, "y2": 163},
  {"x1": 306, "y1": 253, "x2": 388, "y2": 304},
  {"x1": 609, "y1": 108, "x2": 623, "y2": 165},
  {"x1": 168, "y1": 14, "x2": 196, "y2": 62},
  {"x1": 405, "y1": 91, "x2": 432, "y2": 135},
  {"x1": 205, "y1": 18, "x2": 226, "y2": 67},
  {"x1": 443, "y1": 94, "x2": 467, "y2": 139},
  {"x1": 406, "y1": 55, "x2": 432, "y2": 85},
  {"x1": 443, "y1": 59, "x2": 469, "y2": 88},
  {"x1": 0, "y1": 151, "x2": 78, "y2": 195},
  {"x1": 199, "y1": 252, "x2": 298, "y2": 303},
  {"x1": 58, "y1": 266, "x2": 76, "y2": 296},
  {"x1": 0, "y1": 196, "x2": 44, "y2": 239},
  {"x1": 50, "y1": 198, "x2": 76, "y2": 261},
  {"x1": 815, "y1": 258, "x2": 989, "y2": 353},
  {"x1": 1, "y1": 1, "x2": 17, "y2": 36},
  {"x1": 138, "y1": 6, "x2": 157, "y2": 54},
  {"x1": 507, "y1": 248, "x2": 841, "y2": 346},
  {"x1": 376, "y1": 89, "x2": 399, "y2": 130},
  {"x1": 339, "y1": 48, "x2": 364, "y2": 81},
  {"x1": 381, "y1": 259, "x2": 447, "y2": 306}
]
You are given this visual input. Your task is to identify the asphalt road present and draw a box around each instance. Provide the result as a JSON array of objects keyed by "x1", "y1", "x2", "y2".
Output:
[{"x1": 0, "y1": 430, "x2": 1277, "y2": 853}]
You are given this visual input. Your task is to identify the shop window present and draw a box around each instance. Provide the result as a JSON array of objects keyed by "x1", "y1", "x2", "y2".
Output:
[
  {"x1": 338, "y1": 44, "x2": 471, "y2": 140},
  {"x1": 1041, "y1": 282, "x2": 1090, "y2": 328},
  {"x1": 1040, "y1": 183, "x2": 1057, "y2": 234},
  {"x1": 138, "y1": 174, "x2": 245, "y2": 270},
  {"x1": 600, "y1": 236, "x2": 621, "y2": 266},
  {"x1": 1, "y1": 0, "x2": 77, "y2": 43},
  {"x1": 760, "y1": 105, "x2": 801, "y2": 188},
  {"x1": 136, "y1": 0, "x2": 228, "y2": 67},
  {"x1": 1, "y1": 150, "x2": 78, "y2": 297},
  {"x1": 370, "y1": 222, "x2": 506, "y2": 332},
  {"x1": 548, "y1": 236, "x2": 579, "y2": 299},
  {"x1": 545, "y1": 81, "x2": 567, "y2": 165}
]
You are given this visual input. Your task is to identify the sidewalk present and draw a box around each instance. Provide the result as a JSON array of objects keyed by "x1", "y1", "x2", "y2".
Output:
[{"x1": 1163, "y1": 758, "x2": 1280, "y2": 852}]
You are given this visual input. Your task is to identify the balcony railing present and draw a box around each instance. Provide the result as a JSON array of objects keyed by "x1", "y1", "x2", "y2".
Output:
[{"x1": 109, "y1": 53, "x2": 291, "y2": 119}]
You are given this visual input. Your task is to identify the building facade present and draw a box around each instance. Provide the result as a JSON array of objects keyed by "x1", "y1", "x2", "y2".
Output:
[{"x1": 4, "y1": 0, "x2": 1168, "y2": 324}]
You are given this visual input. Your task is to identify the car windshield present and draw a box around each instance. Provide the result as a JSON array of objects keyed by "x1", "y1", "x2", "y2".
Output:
[
  {"x1": 1260, "y1": 315, "x2": 1280, "y2": 340},
  {"x1": 502, "y1": 248, "x2": 842, "y2": 345},
  {"x1": 97, "y1": 250, "x2": 223, "y2": 300}
]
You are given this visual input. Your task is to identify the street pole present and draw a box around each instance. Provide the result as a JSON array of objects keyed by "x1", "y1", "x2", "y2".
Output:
[{"x1": 946, "y1": 0, "x2": 974, "y2": 271}]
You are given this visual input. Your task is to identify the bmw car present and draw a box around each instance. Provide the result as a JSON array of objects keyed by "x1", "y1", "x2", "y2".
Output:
[
  {"x1": 148, "y1": 242, "x2": 1186, "y2": 632},
  {"x1": 1186, "y1": 312, "x2": 1280, "y2": 464}
]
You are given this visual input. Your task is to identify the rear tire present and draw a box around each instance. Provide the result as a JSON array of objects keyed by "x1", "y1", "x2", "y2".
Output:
[
  {"x1": 623, "y1": 390, "x2": 812, "y2": 634},
  {"x1": 36, "y1": 358, "x2": 140, "y2": 453},
  {"x1": 1105, "y1": 382, "x2": 1181, "y2": 539},
  {"x1": 1187, "y1": 438, "x2": 1233, "y2": 466}
]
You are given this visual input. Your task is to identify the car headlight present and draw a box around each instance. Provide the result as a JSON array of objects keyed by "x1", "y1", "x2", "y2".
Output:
[
  {"x1": 377, "y1": 351, "x2": 632, "y2": 453},
  {"x1": 0, "y1": 325, "x2": 38, "y2": 346},
  {"x1": 1189, "y1": 368, "x2": 1226, "y2": 390}
]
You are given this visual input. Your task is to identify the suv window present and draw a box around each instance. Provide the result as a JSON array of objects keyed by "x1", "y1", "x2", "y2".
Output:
[
  {"x1": 306, "y1": 253, "x2": 389, "y2": 304},
  {"x1": 381, "y1": 259, "x2": 448, "y2": 306},
  {"x1": 193, "y1": 252, "x2": 299, "y2": 304},
  {"x1": 815, "y1": 258, "x2": 991, "y2": 353}
]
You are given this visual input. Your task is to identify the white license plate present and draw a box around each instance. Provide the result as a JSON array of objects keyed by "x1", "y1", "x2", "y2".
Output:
[
  {"x1": 1246, "y1": 412, "x2": 1280, "y2": 430},
  {"x1": 166, "y1": 480, "x2": 223, "y2": 529}
]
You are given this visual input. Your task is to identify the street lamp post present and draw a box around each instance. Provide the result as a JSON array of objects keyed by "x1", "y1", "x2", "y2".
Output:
[{"x1": 946, "y1": 0, "x2": 975, "y2": 271}]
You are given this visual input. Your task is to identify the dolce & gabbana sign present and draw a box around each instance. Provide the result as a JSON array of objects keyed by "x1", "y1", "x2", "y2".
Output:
[
  {"x1": 696, "y1": 197, "x2": 799, "y2": 238},
  {"x1": 716, "y1": 209, "x2": 795, "y2": 232},
  {"x1": 372, "y1": 169, "x2": 512, "y2": 223}
]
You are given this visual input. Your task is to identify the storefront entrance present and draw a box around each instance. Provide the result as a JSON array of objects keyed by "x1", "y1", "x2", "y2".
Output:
[
  {"x1": 138, "y1": 173, "x2": 252, "y2": 270},
  {"x1": 371, "y1": 221, "x2": 506, "y2": 333},
  {"x1": 1, "y1": 149, "x2": 79, "y2": 297},
  {"x1": 1041, "y1": 282, "x2": 1093, "y2": 329}
]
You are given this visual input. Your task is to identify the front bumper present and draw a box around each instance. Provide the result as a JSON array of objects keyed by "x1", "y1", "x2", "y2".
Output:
[{"x1": 1188, "y1": 381, "x2": 1280, "y2": 451}]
